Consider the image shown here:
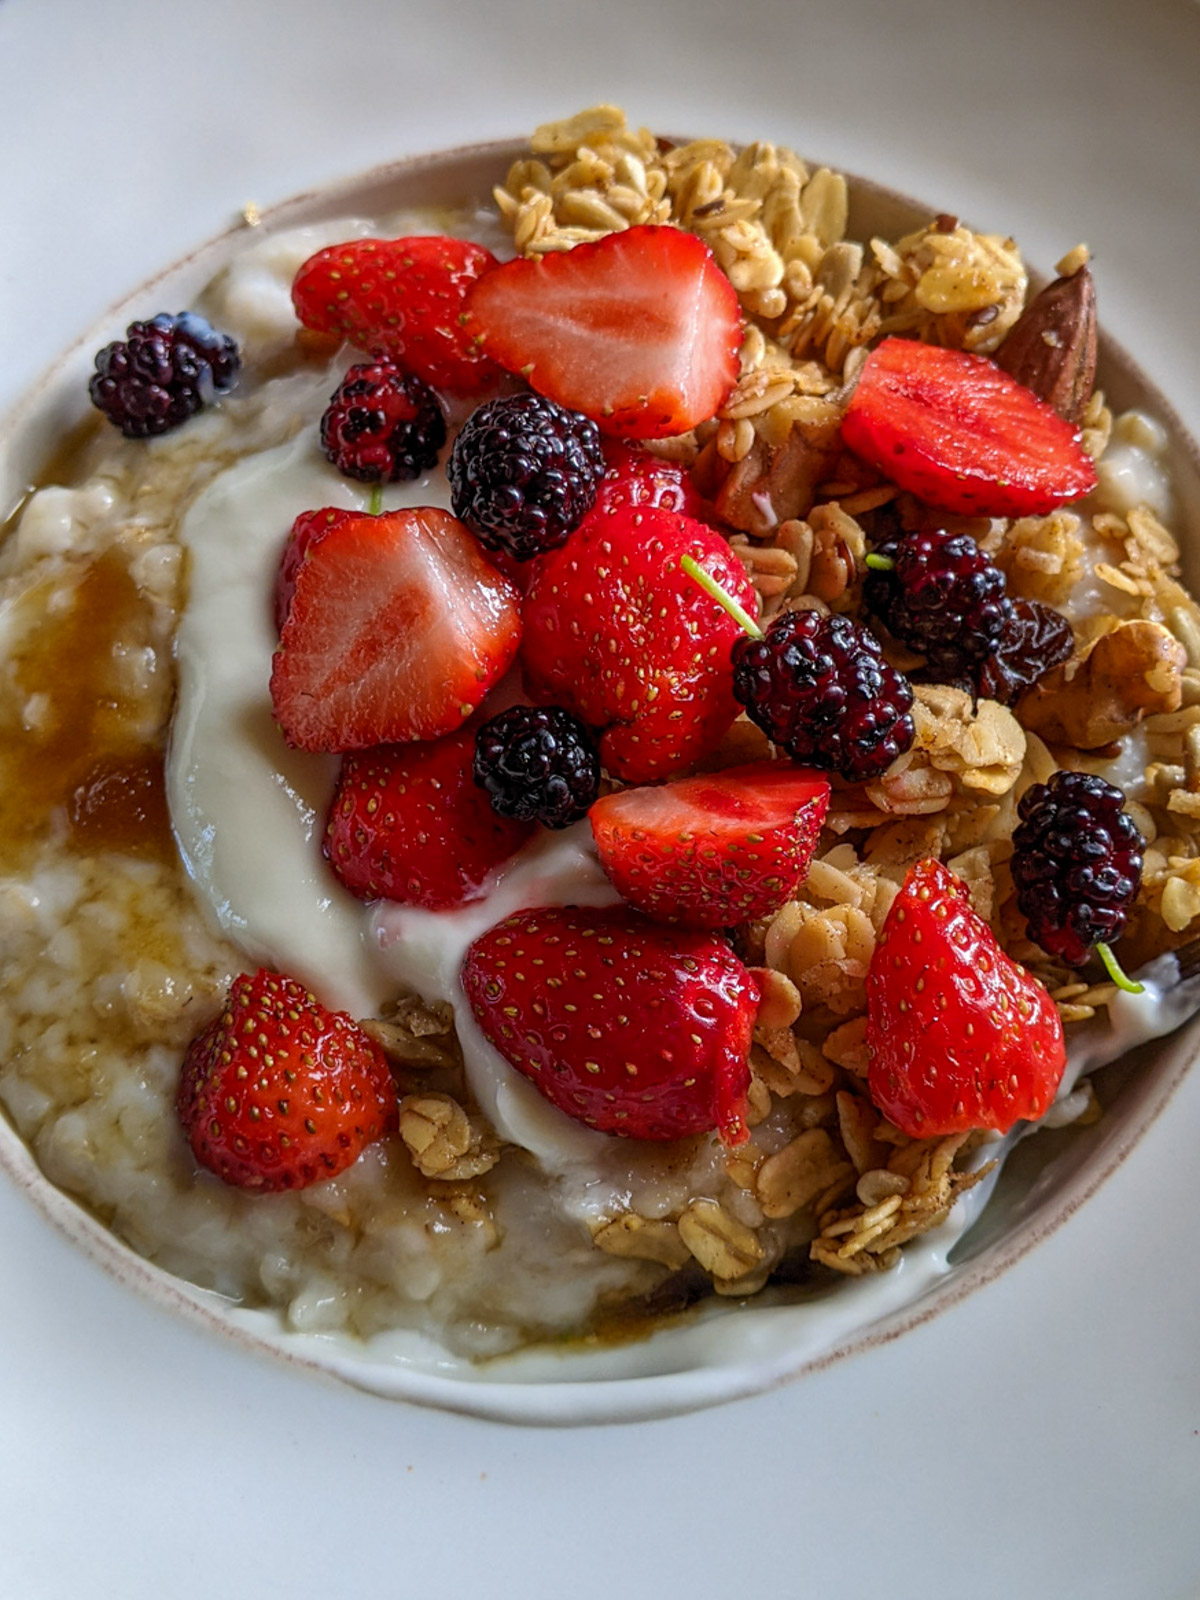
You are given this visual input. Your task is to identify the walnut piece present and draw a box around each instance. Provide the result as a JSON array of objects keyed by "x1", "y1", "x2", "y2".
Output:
[
  {"x1": 1018, "y1": 620, "x2": 1186, "y2": 749},
  {"x1": 706, "y1": 403, "x2": 842, "y2": 535}
]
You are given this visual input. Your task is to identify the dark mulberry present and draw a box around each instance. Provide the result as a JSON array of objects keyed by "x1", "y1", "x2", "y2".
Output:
[
  {"x1": 865, "y1": 527, "x2": 1012, "y2": 679},
  {"x1": 473, "y1": 705, "x2": 601, "y2": 829},
  {"x1": 1012, "y1": 770, "x2": 1145, "y2": 967},
  {"x1": 320, "y1": 361, "x2": 445, "y2": 482},
  {"x1": 733, "y1": 610, "x2": 915, "y2": 783},
  {"x1": 89, "y1": 312, "x2": 240, "y2": 438},
  {"x1": 448, "y1": 393, "x2": 604, "y2": 562}
]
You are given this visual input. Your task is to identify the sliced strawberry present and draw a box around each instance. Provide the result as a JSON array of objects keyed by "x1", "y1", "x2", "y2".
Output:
[
  {"x1": 467, "y1": 225, "x2": 742, "y2": 440},
  {"x1": 462, "y1": 904, "x2": 757, "y2": 1143},
  {"x1": 589, "y1": 439, "x2": 713, "y2": 522},
  {"x1": 520, "y1": 505, "x2": 759, "y2": 783},
  {"x1": 841, "y1": 337, "x2": 1098, "y2": 517},
  {"x1": 323, "y1": 730, "x2": 533, "y2": 910},
  {"x1": 273, "y1": 506, "x2": 356, "y2": 632},
  {"x1": 590, "y1": 761, "x2": 830, "y2": 928},
  {"x1": 270, "y1": 507, "x2": 520, "y2": 752},
  {"x1": 177, "y1": 968, "x2": 396, "y2": 1192},
  {"x1": 866, "y1": 857, "x2": 1066, "y2": 1138},
  {"x1": 291, "y1": 235, "x2": 500, "y2": 393}
]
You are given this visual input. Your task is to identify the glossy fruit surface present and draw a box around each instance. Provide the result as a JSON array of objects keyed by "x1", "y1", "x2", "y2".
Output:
[
  {"x1": 463, "y1": 905, "x2": 757, "y2": 1143},
  {"x1": 590, "y1": 761, "x2": 830, "y2": 928},
  {"x1": 866, "y1": 858, "x2": 1066, "y2": 1137},
  {"x1": 468, "y1": 225, "x2": 741, "y2": 438},
  {"x1": 842, "y1": 337, "x2": 1097, "y2": 516},
  {"x1": 177, "y1": 969, "x2": 396, "y2": 1192},
  {"x1": 521, "y1": 505, "x2": 758, "y2": 782}
]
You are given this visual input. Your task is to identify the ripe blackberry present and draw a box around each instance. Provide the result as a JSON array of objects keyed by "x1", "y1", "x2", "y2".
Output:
[
  {"x1": 733, "y1": 610, "x2": 915, "y2": 782},
  {"x1": 448, "y1": 393, "x2": 605, "y2": 562},
  {"x1": 473, "y1": 705, "x2": 601, "y2": 829},
  {"x1": 865, "y1": 527, "x2": 1012, "y2": 678},
  {"x1": 975, "y1": 599, "x2": 1074, "y2": 706},
  {"x1": 1012, "y1": 770, "x2": 1144, "y2": 967},
  {"x1": 320, "y1": 361, "x2": 445, "y2": 482},
  {"x1": 89, "y1": 311, "x2": 240, "y2": 438}
]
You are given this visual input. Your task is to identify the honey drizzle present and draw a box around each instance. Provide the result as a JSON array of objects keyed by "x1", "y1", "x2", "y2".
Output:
[{"x1": 0, "y1": 550, "x2": 174, "y2": 869}]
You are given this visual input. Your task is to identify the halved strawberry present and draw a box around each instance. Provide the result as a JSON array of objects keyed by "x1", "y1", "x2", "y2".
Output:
[
  {"x1": 462, "y1": 904, "x2": 757, "y2": 1143},
  {"x1": 520, "y1": 505, "x2": 759, "y2": 783},
  {"x1": 841, "y1": 337, "x2": 1097, "y2": 517},
  {"x1": 467, "y1": 225, "x2": 742, "y2": 440},
  {"x1": 589, "y1": 761, "x2": 830, "y2": 928},
  {"x1": 273, "y1": 506, "x2": 356, "y2": 632},
  {"x1": 270, "y1": 507, "x2": 520, "y2": 752},
  {"x1": 324, "y1": 730, "x2": 533, "y2": 910},
  {"x1": 291, "y1": 235, "x2": 500, "y2": 393},
  {"x1": 866, "y1": 857, "x2": 1066, "y2": 1137}
]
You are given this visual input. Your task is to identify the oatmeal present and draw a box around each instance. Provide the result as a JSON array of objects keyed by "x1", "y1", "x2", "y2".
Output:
[{"x1": 2, "y1": 106, "x2": 1199, "y2": 1362}]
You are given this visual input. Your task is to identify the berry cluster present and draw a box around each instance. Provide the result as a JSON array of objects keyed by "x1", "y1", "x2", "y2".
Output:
[
  {"x1": 473, "y1": 706, "x2": 600, "y2": 830},
  {"x1": 732, "y1": 610, "x2": 915, "y2": 783},
  {"x1": 865, "y1": 526, "x2": 1012, "y2": 678},
  {"x1": 449, "y1": 392, "x2": 605, "y2": 562},
  {"x1": 320, "y1": 361, "x2": 445, "y2": 482},
  {"x1": 1012, "y1": 771, "x2": 1145, "y2": 967},
  {"x1": 171, "y1": 211, "x2": 1126, "y2": 1190},
  {"x1": 89, "y1": 311, "x2": 240, "y2": 437}
]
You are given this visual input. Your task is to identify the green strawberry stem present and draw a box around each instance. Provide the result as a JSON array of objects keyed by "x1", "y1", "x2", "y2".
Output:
[
  {"x1": 1095, "y1": 940, "x2": 1144, "y2": 995},
  {"x1": 680, "y1": 554, "x2": 763, "y2": 640},
  {"x1": 864, "y1": 552, "x2": 896, "y2": 571},
  {"x1": 367, "y1": 483, "x2": 384, "y2": 516}
]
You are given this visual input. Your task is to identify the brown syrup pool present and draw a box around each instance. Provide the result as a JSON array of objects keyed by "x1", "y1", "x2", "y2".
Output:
[{"x1": 0, "y1": 548, "x2": 173, "y2": 871}]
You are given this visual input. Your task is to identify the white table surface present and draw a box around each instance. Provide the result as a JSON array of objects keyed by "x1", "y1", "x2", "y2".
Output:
[{"x1": 1, "y1": 1, "x2": 1198, "y2": 1595}]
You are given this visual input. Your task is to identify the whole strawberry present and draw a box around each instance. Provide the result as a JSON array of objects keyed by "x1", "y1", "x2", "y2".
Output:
[
  {"x1": 324, "y1": 730, "x2": 534, "y2": 910},
  {"x1": 589, "y1": 439, "x2": 713, "y2": 523},
  {"x1": 521, "y1": 505, "x2": 759, "y2": 783},
  {"x1": 292, "y1": 235, "x2": 500, "y2": 393},
  {"x1": 842, "y1": 337, "x2": 1097, "y2": 517},
  {"x1": 866, "y1": 858, "x2": 1065, "y2": 1138},
  {"x1": 589, "y1": 761, "x2": 830, "y2": 929},
  {"x1": 177, "y1": 969, "x2": 396, "y2": 1192},
  {"x1": 462, "y1": 905, "x2": 757, "y2": 1143}
]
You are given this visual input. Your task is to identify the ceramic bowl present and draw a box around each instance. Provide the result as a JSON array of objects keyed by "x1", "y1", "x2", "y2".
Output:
[{"x1": 2, "y1": 141, "x2": 1198, "y2": 1426}]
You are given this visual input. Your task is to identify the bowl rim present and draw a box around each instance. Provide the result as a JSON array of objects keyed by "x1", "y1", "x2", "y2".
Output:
[{"x1": 2, "y1": 135, "x2": 1199, "y2": 1428}]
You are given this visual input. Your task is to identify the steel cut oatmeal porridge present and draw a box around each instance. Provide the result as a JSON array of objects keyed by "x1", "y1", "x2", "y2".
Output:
[{"x1": 2, "y1": 105, "x2": 1199, "y2": 1363}]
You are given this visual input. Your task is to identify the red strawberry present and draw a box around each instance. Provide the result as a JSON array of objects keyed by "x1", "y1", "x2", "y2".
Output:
[
  {"x1": 590, "y1": 439, "x2": 713, "y2": 522},
  {"x1": 589, "y1": 761, "x2": 830, "y2": 929},
  {"x1": 467, "y1": 225, "x2": 741, "y2": 439},
  {"x1": 462, "y1": 905, "x2": 757, "y2": 1143},
  {"x1": 520, "y1": 505, "x2": 759, "y2": 783},
  {"x1": 291, "y1": 235, "x2": 500, "y2": 393},
  {"x1": 841, "y1": 337, "x2": 1098, "y2": 517},
  {"x1": 324, "y1": 729, "x2": 533, "y2": 910},
  {"x1": 865, "y1": 857, "x2": 1066, "y2": 1138},
  {"x1": 177, "y1": 968, "x2": 396, "y2": 1192},
  {"x1": 270, "y1": 506, "x2": 521, "y2": 752},
  {"x1": 274, "y1": 506, "x2": 356, "y2": 632}
]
